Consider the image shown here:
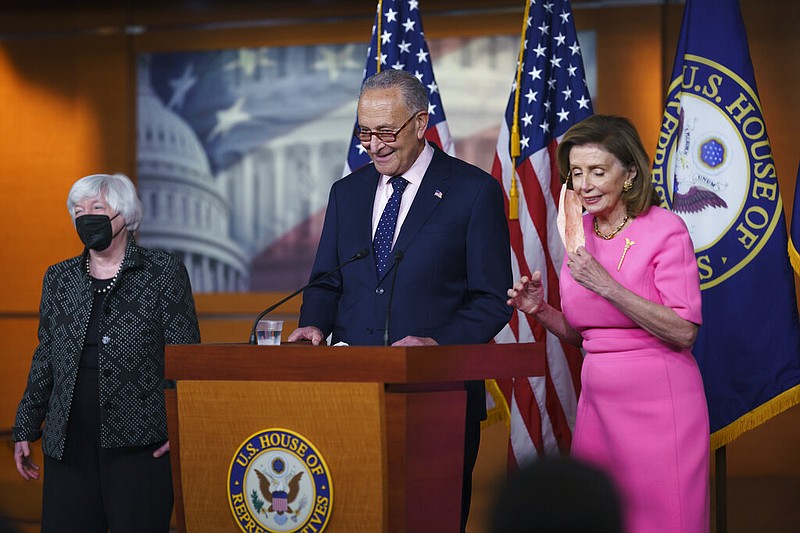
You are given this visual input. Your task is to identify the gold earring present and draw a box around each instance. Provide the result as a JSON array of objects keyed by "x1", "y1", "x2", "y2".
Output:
[{"x1": 623, "y1": 180, "x2": 633, "y2": 192}]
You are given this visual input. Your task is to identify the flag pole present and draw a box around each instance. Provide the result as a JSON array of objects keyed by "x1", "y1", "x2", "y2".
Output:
[
  {"x1": 375, "y1": 0, "x2": 383, "y2": 74},
  {"x1": 508, "y1": 0, "x2": 531, "y2": 221},
  {"x1": 715, "y1": 446, "x2": 727, "y2": 533}
]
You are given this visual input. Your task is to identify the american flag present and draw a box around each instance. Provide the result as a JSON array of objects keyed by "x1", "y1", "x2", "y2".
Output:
[
  {"x1": 344, "y1": 0, "x2": 454, "y2": 176},
  {"x1": 491, "y1": 0, "x2": 593, "y2": 465}
]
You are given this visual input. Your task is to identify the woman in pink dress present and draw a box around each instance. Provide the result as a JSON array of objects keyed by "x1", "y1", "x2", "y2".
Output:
[{"x1": 507, "y1": 115, "x2": 709, "y2": 533}]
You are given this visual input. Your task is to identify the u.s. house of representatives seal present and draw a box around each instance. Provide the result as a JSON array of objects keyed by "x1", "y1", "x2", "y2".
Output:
[
  {"x1": 228, "y1": 428, "x2": 333, "y2": 533},
  {"x1": 652, "y1": 54, "x2": 782, "y2": 289}
]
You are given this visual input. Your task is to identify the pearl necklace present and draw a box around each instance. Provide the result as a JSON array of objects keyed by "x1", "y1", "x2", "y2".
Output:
[
  {"x1": 86, "y1": 256, "x2": 121, "y2": 294},
  {"x1": 593, "y1": 214, "x2": 629, "y2": 240}
]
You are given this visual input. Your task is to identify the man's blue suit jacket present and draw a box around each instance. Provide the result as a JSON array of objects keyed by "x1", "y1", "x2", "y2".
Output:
[{"x1": 299, "y1": 144, "x2": 513, "y2": 418}]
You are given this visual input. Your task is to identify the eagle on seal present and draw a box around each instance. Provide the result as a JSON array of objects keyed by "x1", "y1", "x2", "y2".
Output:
[
  {"x1": 255, "y1": 469, "x2": 305, "y2": 516},
  {"x1": 671, "y1": 107, "x2": 728, "y2": 214}
]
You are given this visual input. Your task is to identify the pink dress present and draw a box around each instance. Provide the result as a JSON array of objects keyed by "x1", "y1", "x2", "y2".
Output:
[{"x1": 561, "y1": 206, "x2": 709, "y2": 533}]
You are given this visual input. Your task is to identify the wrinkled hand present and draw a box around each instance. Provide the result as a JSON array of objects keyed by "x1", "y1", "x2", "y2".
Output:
[
  {"x1": 287, "y1": 326, "x2": 325, "y2": 345},
  {"x1": 566, "y1": 246, "x2": 614, "y2": 295},
  {"x1": 153, "y1": 441, "x2": 170, "y2": 458},
  {"x1": 506, "y1": 272, "x2": 545, "y2": 315},
  {"x1": 392, "y1": 336, "x2": 438, "y2": 347},
  {"x1": 14, "y1": 441, "x2": 39, "y2": 480}
]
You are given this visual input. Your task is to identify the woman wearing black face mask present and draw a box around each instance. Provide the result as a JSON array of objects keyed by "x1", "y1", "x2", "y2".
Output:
[{"x1": 11, "y1": 173, "x2": 201, "y2": 533}]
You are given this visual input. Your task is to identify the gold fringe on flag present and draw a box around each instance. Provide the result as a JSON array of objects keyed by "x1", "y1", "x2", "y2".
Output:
[
  {"x1": 482, "y1": 378, "x2": 511, "y2": 429},
  {"x1": 789, "y1": 238, "x2": 800, "y2": 276},
  {"x1": 507, "y1": 0, "x2": 532, "y2": 221},
  {"x1": 710, "y1": 384, "x2": 800, "y2": 450}
]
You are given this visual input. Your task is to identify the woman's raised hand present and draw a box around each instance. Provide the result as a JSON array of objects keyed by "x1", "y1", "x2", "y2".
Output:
[{"x1": 507, "y1": 272, "x2": 546, "y2": 315}]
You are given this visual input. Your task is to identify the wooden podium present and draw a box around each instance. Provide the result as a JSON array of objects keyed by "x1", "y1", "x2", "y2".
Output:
[{"x1": 165, "y1": 342, "x2": 544, "y2": 533}]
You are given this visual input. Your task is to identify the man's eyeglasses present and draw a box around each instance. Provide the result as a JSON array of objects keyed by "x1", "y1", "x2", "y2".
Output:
[{"x1": 354, "y1": 112, "x2": 421, "y2": 143}]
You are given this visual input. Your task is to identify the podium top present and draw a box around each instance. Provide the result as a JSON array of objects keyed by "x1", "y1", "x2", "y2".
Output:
[{"x1": 165, "y1": 343, "x2": 544, "y2": 384}]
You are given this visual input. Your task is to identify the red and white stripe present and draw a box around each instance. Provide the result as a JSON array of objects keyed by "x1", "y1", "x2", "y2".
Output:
[{"x1": 424, "y1": 120, "x2": 455, "y2": 157}]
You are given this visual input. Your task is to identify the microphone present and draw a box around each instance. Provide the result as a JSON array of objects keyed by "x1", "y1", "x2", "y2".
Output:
[
  {"x1": 249, "y1": 248, "x2": 369, "y2": 344},
  {"x1": 383, "y1": 250, "x2": 404, "y2": 346}
]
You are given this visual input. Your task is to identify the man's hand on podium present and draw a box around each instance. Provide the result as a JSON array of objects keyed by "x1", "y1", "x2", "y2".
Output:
[
  {"x1": 287, "y1": 326, "x2": 325, "y2": 345},
  {"x1": 392, "y1": 336, "x2": 438, "y2": 346}
]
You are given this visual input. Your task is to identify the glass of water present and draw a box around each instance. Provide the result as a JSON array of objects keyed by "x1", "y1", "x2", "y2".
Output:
[{"x1": 256, "y1": 319, "x2": 283, "y2": 346}]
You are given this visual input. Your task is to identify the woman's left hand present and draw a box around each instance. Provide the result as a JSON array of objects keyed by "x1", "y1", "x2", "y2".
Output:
[
  {"x1": 566, "y1": 246, "x2": 615, "y2": 296},
  {"x1": 153, "y1": 440, "x2": 170, "y2": 458},
  {"x1": 567, "y1": 246, "x2": 699, "y2": 349}
]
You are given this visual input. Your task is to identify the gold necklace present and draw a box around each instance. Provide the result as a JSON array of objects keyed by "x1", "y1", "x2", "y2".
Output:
[{"x1": 593, "y1": 214, "x2": 629, "y2": 240}]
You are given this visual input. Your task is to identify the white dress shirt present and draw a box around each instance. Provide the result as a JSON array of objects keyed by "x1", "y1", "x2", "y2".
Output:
[{"x1": 371, "y1": 141, "x2": 435, "y2": 246}]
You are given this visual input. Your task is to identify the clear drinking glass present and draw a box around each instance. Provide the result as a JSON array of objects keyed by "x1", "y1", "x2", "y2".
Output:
[{"x1": 256, "y1": 319, "x2": 283, "y2": 346}]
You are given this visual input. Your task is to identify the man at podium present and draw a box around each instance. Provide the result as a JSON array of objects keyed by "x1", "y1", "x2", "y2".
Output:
[{"x1": 288, "y1": 70, "x2": 512, "y2": 531}]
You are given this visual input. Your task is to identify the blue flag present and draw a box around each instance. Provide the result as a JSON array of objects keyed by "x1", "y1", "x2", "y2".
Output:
[
  {"x1": 344, "y1": 0, "x2": 454, "y2": 176},
  {"x1": 789, "y1": 162, "x2": 800, "y2": 275},
  {"x1": 652, "y1": 0, "x2": 800, "y2": 448}
]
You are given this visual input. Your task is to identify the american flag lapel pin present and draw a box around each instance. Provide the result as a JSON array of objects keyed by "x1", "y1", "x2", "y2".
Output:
[{"x1": 434, "y1": 190, "x2": 443, "y2": 199}]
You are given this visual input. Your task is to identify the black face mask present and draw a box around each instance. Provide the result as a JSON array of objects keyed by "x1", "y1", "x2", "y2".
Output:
[{"x1": 75, "y1": 213, "x2": 121, "y2": 251}]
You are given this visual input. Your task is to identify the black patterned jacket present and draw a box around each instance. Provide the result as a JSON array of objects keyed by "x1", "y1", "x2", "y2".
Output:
[{"x1": 13, "y1": 237, "x2": 201, "y2": 459}]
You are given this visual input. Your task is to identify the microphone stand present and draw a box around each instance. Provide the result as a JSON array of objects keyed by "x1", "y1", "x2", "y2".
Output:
[
  {"x1": 249, "y1": 248, "x2": 369, "y2": 344},
  {"x1": 383, "y1": 250, "x2": 404, "y2": 346}
]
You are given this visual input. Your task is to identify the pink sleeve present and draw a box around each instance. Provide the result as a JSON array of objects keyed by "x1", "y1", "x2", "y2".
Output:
[{"x1": 652, "y1": 215, "x2": 703, "y2": 325}]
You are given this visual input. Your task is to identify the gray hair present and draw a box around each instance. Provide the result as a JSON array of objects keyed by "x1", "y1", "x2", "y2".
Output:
[
  {"x1": 360, "y1": 70, "x2": 429, "y2": 114},
  {"x1": 67, "y1": 173, "x2": 143, "y2": 231}
]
